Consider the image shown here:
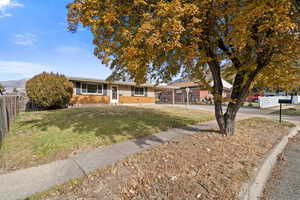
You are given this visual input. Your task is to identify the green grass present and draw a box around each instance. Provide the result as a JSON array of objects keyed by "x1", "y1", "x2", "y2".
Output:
[
  {"x1": 24, "y1": 117, "x2": 294, "y2": 200},
  {"x1": 272, "y1": 105, "x2": 300, "y2": 116},
  {"x1": 239, "y1": 117, "x2": 296, "y2": 128},
  {"x1": 0, "y1": 106, "x2": 213, "y2": 172}
]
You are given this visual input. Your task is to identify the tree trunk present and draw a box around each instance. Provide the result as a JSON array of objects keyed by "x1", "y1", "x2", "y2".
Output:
[
  {"x1": 214, "y1": 100, "x2": 226, "y2": 134},
  {"x1": 214, "y1": 102, "x2": 240, "y2": 136},
  {"x1": 223, "y1": 103, "x2": 239, "y2": 136},
  {"x1": 224, "y1": 115, "x2": 235, "y2": 136}
]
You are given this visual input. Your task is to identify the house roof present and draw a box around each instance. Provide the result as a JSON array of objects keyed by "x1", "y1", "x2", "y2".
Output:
[
  {"x1": 169, "y1": 77, "x2": 232, "y2": 90},
  {"x1": 68, "y1": 76, "x2": 232, "y2": 91},
  {"x1": 68, "y1": 77, "x2": 178, "y2": 90},
  {"x1": 170, "y1": 81, "x2": 201, "y2": 88}
]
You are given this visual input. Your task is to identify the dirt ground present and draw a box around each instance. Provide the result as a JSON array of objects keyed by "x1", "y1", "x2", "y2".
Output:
[{"x1": 28, "y1": 118, "x2": 293, "y2": 200}]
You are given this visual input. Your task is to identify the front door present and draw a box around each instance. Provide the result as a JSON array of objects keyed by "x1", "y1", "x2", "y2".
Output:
[{"x1": 110, "y1": 85, "x2": 119, "y2": 104}]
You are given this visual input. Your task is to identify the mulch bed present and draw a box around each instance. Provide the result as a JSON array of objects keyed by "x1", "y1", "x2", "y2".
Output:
[{"x1": 29, "y1": 118, "x2": 292, "y2": 200}]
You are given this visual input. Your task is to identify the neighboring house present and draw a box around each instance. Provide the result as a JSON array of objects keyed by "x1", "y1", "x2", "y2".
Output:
[
  {"x1": 68, "y1": 77, "x2": 173, "y2": 105},
  {"x1": 157, "y1": 78, "x2": 232, "y2": 104}
]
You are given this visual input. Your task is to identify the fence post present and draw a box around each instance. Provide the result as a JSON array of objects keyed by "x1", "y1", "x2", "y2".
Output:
[
  {"x1": 0, "y1": 98, "x2": 8, "y2": 148},
  {"x1": 16, "y1": 96, "x2": 20, "y2": 114},
  {"x1": 11, "y1": 96, "x2": 15, "y2": 121},
  {"x1": 0, "y1": 96, "x2": 23, "y2": 149},
  {"x1": 13, "y1": 96, "x2": 16, "y2": 119},
  {"x1": 5, "y1": 97, "x2": 10, "y2": 132}
]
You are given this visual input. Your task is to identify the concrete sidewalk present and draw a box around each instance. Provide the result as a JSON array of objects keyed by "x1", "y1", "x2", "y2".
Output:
[
  {"x1": 0, "y1": 120, "x2": 222, "y2": 200},
  {"x1": 263, "y1": 132, "x2": 300, "y2": 200}
]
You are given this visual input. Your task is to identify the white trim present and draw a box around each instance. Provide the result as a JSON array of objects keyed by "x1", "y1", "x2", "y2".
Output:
[
  {"x1": 134, "y1": 87, "x2": 145, "y2": 96},
  {"x1": 110, "y1": 85, "x2": 119, "y2": 104}
]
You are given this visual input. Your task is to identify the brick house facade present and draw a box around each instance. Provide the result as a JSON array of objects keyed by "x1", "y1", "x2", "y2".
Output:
[{"x1": 157, "y1": 80, "x2": 232, "y2": 104}]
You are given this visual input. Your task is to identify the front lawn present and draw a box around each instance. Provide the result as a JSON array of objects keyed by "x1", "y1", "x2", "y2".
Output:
[
  {"x1": 26, "y1": 118, "x2": 294, "y2": 200},
  {"x1": 272, "y1": 105, "x2": 300, "y2": 116},
  {"x1": 0, "y1": 105, "x2": 213, "y2": 174}
]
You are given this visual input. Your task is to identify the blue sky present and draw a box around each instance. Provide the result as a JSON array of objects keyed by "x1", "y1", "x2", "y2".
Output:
[{"x1": 0, "y1": 0, "x2": 112, "y2": 81}]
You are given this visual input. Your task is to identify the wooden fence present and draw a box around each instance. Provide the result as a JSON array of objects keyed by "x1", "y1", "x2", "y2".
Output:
[{"x1": 0, "y1": 96, "x2": 23, "y2": 148}]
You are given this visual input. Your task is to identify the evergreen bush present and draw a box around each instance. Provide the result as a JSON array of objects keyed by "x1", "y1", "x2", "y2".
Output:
[{"x1": 26, "y1": 72, "x2": 73, "y2": 109}]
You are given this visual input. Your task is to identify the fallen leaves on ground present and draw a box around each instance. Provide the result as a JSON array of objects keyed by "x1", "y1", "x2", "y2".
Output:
[{"x1": 30, "y1": 118, "x2": 292, "y2": 200}]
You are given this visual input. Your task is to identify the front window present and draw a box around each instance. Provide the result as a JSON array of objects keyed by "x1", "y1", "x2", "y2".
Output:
[
  {"x1": 87, "y1": 84, "x2": 97, "y2": 93},
  {"x1": 82, "y1": 83, "x2": 103, "y2": 94},
  {"x1": 75, "y1": 82, "x2": 81, "y2": 95},
  {"x1": 134, "y1": 87, "x2": 145, "y2": 96}
]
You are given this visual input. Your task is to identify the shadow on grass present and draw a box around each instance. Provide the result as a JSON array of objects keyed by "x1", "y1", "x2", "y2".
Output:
[{"x1": 19, "y1": 106, "x2": 209, "y2": 144}]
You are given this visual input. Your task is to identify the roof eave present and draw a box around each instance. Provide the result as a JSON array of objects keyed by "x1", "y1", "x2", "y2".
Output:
[{"x1": 67, "y1": 77, "x2": 178, "y2": 90}]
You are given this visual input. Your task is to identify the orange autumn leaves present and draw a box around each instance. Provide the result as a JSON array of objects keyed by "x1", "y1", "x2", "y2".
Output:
[{"x1": 67, "y1": 0, "x2": 300, "y2": 86}]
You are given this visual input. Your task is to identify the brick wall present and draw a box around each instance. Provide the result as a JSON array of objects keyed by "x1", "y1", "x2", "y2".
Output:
[
  {"x1": 70, "y1": 95, "x2": 110, "y2": 104},
  {"x1": 119, "y1": 96, "x2": 155, "y2": 104}
]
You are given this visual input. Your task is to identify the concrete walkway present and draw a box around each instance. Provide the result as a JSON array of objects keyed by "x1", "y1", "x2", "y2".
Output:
[
  {"x1": 263, "y1": 132, "x2": 300, "y2": 200},
  {"x1": 0, "y1": 119, "x2": 225, "y2": 200}
]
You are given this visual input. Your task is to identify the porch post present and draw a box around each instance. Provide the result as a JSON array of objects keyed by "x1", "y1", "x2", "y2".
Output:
[
  {"x1": 186, "y1": 88, "x2": 190, "y2": 105},
  {"x1": 187, "y1": 93, "x2": 189, "y2": 105},
  {"x1": 172, "y1": 89, "x2": 175, "y2": 105}
]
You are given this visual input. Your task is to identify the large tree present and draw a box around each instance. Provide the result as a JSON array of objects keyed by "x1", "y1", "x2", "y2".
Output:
[
  {"x1": 67, "y1": 0, "x2": 300, "y2": 135},
  {"x1": 222, "y1": 62, "x2": 300, "y2": 93}
]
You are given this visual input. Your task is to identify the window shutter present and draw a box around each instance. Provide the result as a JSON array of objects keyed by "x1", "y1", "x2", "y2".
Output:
[
  {"x1": 131, "y1": 86, "x2": 135, "y2": 96},
  {"x1": 103, "y1": 84, "x2": 108, "y2": 96},
  {"x1": 144, "y1": 87, "x2": 148, "y2": 97}
]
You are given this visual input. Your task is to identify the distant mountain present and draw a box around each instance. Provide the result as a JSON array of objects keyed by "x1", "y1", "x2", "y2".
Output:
[
  {"x1": 0, "y1": 79, "x2": 27, "y2": 93},
  {"x1": 0, "y1": 79, "x2": 27, "y2": 88}
]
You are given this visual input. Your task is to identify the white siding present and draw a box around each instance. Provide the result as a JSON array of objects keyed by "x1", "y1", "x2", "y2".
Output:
[{"x1": 117, "y1": 85, "x2": 155, "y2": 97}]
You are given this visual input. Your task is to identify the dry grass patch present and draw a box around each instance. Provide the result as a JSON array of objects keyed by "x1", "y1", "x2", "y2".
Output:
[
  {"x1": 26, "y1": 118, "x2": 294, "y2": 200},
  {"x1": 272, "y1": 105, "x2": 300, "y2": 116}
]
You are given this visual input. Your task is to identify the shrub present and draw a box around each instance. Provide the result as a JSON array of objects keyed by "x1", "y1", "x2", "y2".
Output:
[
  {"x1": 26, "y1": 72, "x2": 73, "y2": 109},
  {"x1": 0, "y1": 83, "x2": 5, "y2": 95}
]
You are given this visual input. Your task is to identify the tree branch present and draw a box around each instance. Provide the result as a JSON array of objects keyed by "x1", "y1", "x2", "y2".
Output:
[{"x1": 218, "y1": 38, "x2": 242, "y2": 69}]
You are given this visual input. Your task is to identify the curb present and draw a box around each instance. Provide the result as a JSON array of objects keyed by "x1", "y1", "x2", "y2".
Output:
[{"x1": 239, "y1": 125, "x2": 299, "y2": 200}]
